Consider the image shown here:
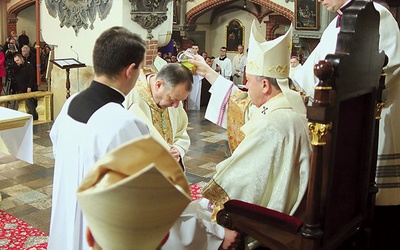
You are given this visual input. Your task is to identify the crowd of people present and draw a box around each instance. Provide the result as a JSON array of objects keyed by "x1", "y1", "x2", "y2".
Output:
[{"x1": 1, "y1": 30, "x2": 52, "y2": 119}]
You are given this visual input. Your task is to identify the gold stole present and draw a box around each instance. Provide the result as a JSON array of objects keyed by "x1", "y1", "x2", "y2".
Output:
[
  {"x1": 201, "y1": 179, "x2": 230, "y2": 222},
  {"x1": 135, "y1": 75, "x2": 173, "y2": 145},
  {"x1": 226, "y1": 89, "x2": 251, "y2": 153}
]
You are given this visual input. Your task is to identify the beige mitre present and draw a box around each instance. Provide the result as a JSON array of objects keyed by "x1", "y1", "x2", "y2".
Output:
[
  {"x1": 77, "y1": 136, "x2": 191, "y2": 250},
  {"x1": 246, "y1": 21, "x2": 306, "y2": 114}
]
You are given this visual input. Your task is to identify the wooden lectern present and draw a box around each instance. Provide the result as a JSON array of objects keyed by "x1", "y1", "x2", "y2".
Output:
[{"x1": 50, "y1": 58, "x2": 86, "y2": 99}]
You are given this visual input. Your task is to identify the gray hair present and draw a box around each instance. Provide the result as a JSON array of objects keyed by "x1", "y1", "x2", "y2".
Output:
[
  {"x1": 22, "y1": 45, "x2": 30, "y2": 53},
  {"x1": 156, "y1": 63, "x2": 193, "y2": 92},
  {"x1": 255, "y1": 75, "x2": 281, "y2": 90}
]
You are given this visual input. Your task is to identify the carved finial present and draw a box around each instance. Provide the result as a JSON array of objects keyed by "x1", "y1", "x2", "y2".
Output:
[
  {"x1": 313, "y1": 60, "x2": 334, "y2": 106},
  {"x1": 314, "y1": 60, "x2": 333, "y2": 90}
]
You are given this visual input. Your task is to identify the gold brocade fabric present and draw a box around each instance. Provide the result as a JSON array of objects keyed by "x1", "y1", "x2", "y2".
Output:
[
  {"x1": 201, "y1": 179, "x2": 230, "y2": 222},
  {"x1": 135, "y1": 75, "x2": 173, "y2": 145},
  {"x1": 227, "y1": 89, "x2": 251, "y2": 153}
]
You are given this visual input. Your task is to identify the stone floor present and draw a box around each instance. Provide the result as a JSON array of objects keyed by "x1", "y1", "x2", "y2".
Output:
[{"x1": 0, "y1": 107, "x2": 230, "y2": 235}]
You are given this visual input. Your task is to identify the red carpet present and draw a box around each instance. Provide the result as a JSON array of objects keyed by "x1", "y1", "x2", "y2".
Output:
[
  {"x1": 190, "y1": 182, "x2": 204, "y2": 201},
  {"x1": 0, "y1": 210, "x2": 48, "y2": 249}
]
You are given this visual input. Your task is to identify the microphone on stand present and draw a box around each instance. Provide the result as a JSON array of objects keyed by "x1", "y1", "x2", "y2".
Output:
[{"x1": 70, "y1": 45, "x2": 79, "y2": 61}]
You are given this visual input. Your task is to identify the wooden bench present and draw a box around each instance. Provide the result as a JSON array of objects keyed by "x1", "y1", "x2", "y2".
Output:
[{"x1": 0, "y1": 91, "x2": 53, "y2": 125}]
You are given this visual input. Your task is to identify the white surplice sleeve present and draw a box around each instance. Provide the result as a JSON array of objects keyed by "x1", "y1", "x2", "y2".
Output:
[{"x1": 205, "y1": 75, "x2": 238, "y2": 129}]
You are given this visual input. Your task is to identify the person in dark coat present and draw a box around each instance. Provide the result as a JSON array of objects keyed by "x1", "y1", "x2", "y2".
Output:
[
  {"x1": 13, "y1": 53, "x2": 38, "y2": 120},
  {"x1": 18, "y1": 30, "x2": 30, "y2": 48}
]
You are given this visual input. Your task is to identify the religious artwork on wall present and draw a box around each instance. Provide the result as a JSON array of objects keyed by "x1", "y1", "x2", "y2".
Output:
[
  {"x1": 45, "y1": 0, "x2": 113, "y2": 36},
  {"x1": 295, "y1": 0, "x2": 319, "y2": 30},
  {"x1": 129, "y1": 0, "x2": 171, "y2": 39},
  {"x1": 226, "y1": 19, "x2": 244, "y2": 52}
]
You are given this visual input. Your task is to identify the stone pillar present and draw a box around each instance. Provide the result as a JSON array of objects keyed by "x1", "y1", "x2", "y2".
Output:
[{"x1": 0, "y1": 1, "x2": 7, "y2": 40}]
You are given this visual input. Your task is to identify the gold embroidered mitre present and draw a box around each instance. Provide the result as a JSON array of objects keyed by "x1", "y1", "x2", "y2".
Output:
[
  {"x1": 246, "y1": 21, "x2": 306, "y2": 114},
  {"x1": 246, "y1": 20, "x2": 292, "y2": 79}
]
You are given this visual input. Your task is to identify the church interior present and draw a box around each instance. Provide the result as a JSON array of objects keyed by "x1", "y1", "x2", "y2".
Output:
[{"x1": 1, "y1": 0, "x2": 400, "y2": 249}]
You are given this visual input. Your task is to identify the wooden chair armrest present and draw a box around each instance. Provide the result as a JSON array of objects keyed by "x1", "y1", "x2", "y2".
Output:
[
  {"x1": 217, "y1": 200, "x2": 303, "y2": 234},
  {"x1": 216, "y1": 200, "x2": 303, "y2": 249}
]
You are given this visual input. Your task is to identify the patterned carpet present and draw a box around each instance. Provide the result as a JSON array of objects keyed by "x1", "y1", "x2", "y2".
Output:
[{"x1": 0, "y1": 210, "x2": 48, "y2": 249}]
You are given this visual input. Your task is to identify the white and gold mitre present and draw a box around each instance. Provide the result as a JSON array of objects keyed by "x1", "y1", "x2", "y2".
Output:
[{"x1": 246, "y1": 20, "x2": 292, "y2": 78}]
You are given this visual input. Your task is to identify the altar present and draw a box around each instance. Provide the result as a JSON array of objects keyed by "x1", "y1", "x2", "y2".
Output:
[{"x1": 0, "y1": 107, "x2": 33, "y2": 164}]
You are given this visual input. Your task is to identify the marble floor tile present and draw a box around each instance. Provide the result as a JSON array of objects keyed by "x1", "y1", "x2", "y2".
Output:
[
  {"x1": 6, "y1": 203, "x2": 39, "y2": 218},
  {"x1": 0, "y1": 196, "x2": 25, "y2": 210},
  {"x1": 24, "y1": 178, "x2": 53, "y2": 190},
  {"x1": 28, "y1": 197, "x2": 52, "y2": 211},
  {"x1": 14, "y1": 190, "x2": 47, "y2": 203},
  {"x1": 0, "y1": 178, "x2": 18, "y2": 190},
  {"x1": 2, "y1": 184, "x2": 33, "y2": 196}
]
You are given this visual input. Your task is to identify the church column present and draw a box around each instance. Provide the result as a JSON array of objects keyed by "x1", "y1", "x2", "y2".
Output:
[{"x1": 0, "y1": 0, "x2": 7, "y2": 40}]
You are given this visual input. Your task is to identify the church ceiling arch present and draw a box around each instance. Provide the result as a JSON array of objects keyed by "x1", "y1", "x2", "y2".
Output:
[
  {"x1": 186, "y1": 0, "x2": 294, "y2": 25},
  {"x1": 7, "y1": 0, "x2": 35, "y2": 19}
]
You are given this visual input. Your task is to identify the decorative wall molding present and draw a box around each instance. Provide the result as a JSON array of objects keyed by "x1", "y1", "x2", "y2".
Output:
[
  {"x1": 129, "y1": 0, "x2": 172, "y2": 40},
  {"x1": 44, "y1": 0, "x2": 113, "y2": 36},
  {"x1": 186, "y1": 0, "x2": 294, "y2": 25}
]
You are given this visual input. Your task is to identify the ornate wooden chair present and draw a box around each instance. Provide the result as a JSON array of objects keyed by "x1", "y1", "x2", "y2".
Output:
[{"x1": 216, "y1": 1, "x2": 387, "y2": 249}]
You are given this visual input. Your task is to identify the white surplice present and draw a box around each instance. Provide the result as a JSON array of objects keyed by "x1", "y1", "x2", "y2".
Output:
[
  {"x1": 163, "y1": 76, "x2": 311, "y2": 249},
  {"x1": 48, "y1": 93, "x2": 149, "y2": 250},
  {"x1": 293, "y1": 2, "x2": 400, "y2": 205},
  {"x1": 212, "y1": 57, "x2": 233, "y2": 80},
  {"x1": 289, "y1": 64, "x2": 302, "y2": 79},
  {"x1": 232, "y1": 53, "x2": 247, "y2": 86},
  {"x1": 188, "y1": 54, "x2": 205, "y2": 110}
]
